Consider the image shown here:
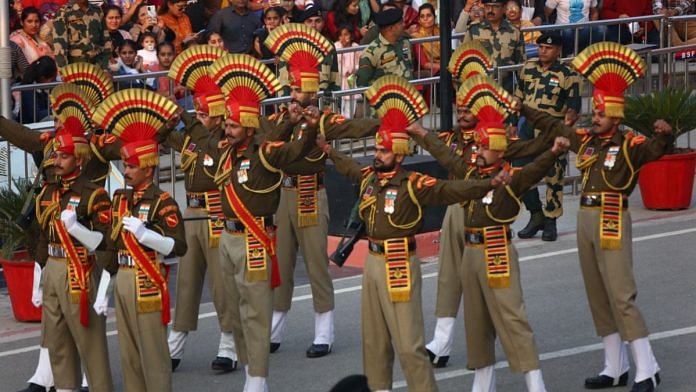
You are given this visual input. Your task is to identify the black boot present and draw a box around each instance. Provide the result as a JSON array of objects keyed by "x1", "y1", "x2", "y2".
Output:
[
  {"x1": 518, "y1": 211, "x2": 545, "y2": 239},
  {"x1": 542, "y1": 217, "x2": 558, "y2": 241}
]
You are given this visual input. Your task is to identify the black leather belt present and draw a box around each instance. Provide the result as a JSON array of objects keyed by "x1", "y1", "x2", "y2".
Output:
[
  {"x1": 224, "y1": 216, "x2": 274, "y2": 233},
  {"x1": 187, "y1": 193, "x2": 208, "y2": 208},
  {"x1": 281, "y1": 173, "x2": 325, "y2": 189},
  {"x1": 464, "y1": 229, "x2": 513, "y2": 245},
  {"x1": 580, "y1": 194, "x2": 628, "y2": 209},
  {"x1": 368, "y1": 238, "x2": 417, "y2": 254}
]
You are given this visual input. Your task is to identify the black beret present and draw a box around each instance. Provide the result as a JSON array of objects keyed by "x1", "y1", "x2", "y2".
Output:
[
  {"x1": 536, "y1": 32, "x2": 563, "y2": 47},
  {"x1": 299, "y1": 5, "x2": 324, "y2": 22},
  {"x1": 374, "y1": 8, "x2": 403, "y2": 27}
]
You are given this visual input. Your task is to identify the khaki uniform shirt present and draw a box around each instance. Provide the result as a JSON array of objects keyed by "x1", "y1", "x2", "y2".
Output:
[
  {"x1": 35, "y1": 174, "x2": 112, "y2": 266},
  {"x1": 52, "y1": 0, "x2": 112, "y2": 69},
  {"x1": 522, "y1": 106, "x2": 672, "y2": 195},
  {"x1": 356, "y1": 34, "x2": 414, "y2": 87},
  {"x1": 515, "y1": 60, "x2": 581, "y2": 118},
  {"x1": 329, "y1": 149, "x2": 493, "y2": 240}
]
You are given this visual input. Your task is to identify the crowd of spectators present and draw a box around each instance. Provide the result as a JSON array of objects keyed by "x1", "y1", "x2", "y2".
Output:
[{"x1": 6, "y1": 0, "x2": 696, "y2": 123}]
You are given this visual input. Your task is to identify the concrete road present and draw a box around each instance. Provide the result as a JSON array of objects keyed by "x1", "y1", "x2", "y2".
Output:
[{"x1": 2, "y1": 196, "x2": 696, "y2": 391}]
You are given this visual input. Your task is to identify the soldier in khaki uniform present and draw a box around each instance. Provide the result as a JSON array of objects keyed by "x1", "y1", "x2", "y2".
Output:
[
  {"x1": 514, "y1": 33, "x2": 581, "y2": 242},
  {"x1": 319, "y1": 76, "x2": 504, "y2": 392},
  {"x1": 162, "y1": 45, "x2": 240, "y2": 373},
  {"x1": 444, "y1": 76, "x2": 568, "y2": 392},
  {"x1": 463, "y1": 0, "x2": 526, "y2": 92},
  {"x1": 264, "y1": 22, "x2": 381, "y2": 357},
  {"x1": 210, "y1": 54, "x2": 317, "y2": 391},
  {"x1": 52, "y1": 0, "x2": 112, "y2": 69},
  {"x1": 94, "y1": 89, "x2": 187, "y2": 392},
  {"x1": 518, "y1": 42, "x2": 670, "y2": 392},
  {"x1": 356, "y1": 8, "x2": 413, "y2": 87},
  {"x1": 34, "y1": 104, "x2": 114, "y2": 392}
]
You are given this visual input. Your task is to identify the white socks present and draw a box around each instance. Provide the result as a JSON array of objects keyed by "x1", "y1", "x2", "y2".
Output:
[
  {"x1": 167, "y1": 330, "x2": 188, "y2": 359},
  {"x1": 313, "y1": 310, "x2": 334, "y2": 345},
  {"x1": 218, "y1": 331, "x2": 238, "y2": 360},
  {"x1": 426, "y1": 317, "x2": 455, "y2": 357},
  {"x1": 243, "y1": 365, "x2": 268, "y2": 392},
  {"x1": 630, "y1": 337, "x2": 660, "y2": 383},
  {"x1": 600, "y1": 333, "x2": 630, "y2": 380},
  {"x1": 524, "y1": 369, "x2": 547, "y2": 392},
  {"x1": 270, "y1": 311, "x2": 288, "y2": 344},
  {"x1": 472, "y1": 365, "x2": 496, "y2": 392},
  {"x1": 27, "y1": 347, "x2": 53, "y2": 387}
]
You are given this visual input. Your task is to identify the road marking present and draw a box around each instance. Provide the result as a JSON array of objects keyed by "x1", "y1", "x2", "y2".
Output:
[
  {"x1": 393, "y1": 325, "x2": 696, "y2": 389},
  {"x1": 1, "y1": 226, "x2": 695, "y2": 355}
]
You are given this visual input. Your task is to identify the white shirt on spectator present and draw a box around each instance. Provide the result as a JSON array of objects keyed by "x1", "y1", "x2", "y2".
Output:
[{"x1": 546, "y1": 0, "x2": 598, "y2": 24}]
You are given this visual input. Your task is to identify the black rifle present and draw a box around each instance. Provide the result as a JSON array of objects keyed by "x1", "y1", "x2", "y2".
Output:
[
  {"x1": 15, "y1": 167, "x2": 44, "y2": 230},
  {"x1": 329, "y1": 196, "x2": 365, "y2": 267}
]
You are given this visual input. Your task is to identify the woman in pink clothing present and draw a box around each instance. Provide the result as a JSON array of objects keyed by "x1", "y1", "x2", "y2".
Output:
[{"x1": 10, "y1": 7, "x2": 53, "y2": 64}]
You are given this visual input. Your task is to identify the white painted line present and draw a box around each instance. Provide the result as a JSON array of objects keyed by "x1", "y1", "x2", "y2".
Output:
[{"x1": 393, "y1": 325, "x2": 696, "y2": 389}]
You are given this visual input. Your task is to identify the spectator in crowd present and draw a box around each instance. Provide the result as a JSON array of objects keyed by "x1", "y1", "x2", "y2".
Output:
[
  {"x1": 507, "y1": 0, "x2": 541, "y2": 43},
  {"x1": 10, "y1": 7, "x2": 54, "y2": 65},
  {"x1": 545, "y1": 0, "x2": 606, "y2": 56},
  {"x1": 654, "y1": 0, "x2": 696, "y2": 45},
  {"x1": 454, "y1": 0, "x2": 485, "y2": 34},
  {"x1": 20, "y1": 56, "x2": 57, "y2": 124},
  {"x1": 412, "y1": 0, "x2": 440, "y2": 18},
  {"x1": 105, "y1": 5, "x2": 133, "y2": 52},
  {"x1": 159, "y1": 0, "x2": 195, "y2": 54},
  {"x1": 464, "y1": 0, "x2": 525, "y2": 92},
  {"x1": 326, "y1": 0, "x2": 368, "y2": 42},
  {"x1": 110, "y1": 0, "x2": 142, "y2": 27},
  {"x1": 253, "y1": 6, "x2": 285, "y2": 60},
  {"x1": 521, "y1": 0, "x2": 548, "y2": 25},
  {"x1": 52, "y1": 0, "x2": 112, "y2": 70},
  {"x1": 10, "y1": 40, "x2": 29, "y2": 84},
  {"x1": 277, "y1": 0, "x2": 304, "y2": 22},
  {"x1": 9, "y1": 0, "x2": 22, "y2": 32},
  {"x1": 412, "y1": 3, "x2": 441, "y2": 76},
  {"x1": 335, "y1": 24, "x2": 362, "y2": 117},
  {"x1": 601, "y1": 0, "x2": 658, "y2": 45},
  {"x1": 129, "y1": 3, "x2": 167, "y2": 44},
  {"x1": 186, "y1": 0, "x2": 210, "y2": 32},
  {"x1": 138, "y1": 31, "x2": 160, "y2": 70},
  {"x1": 356, "y1": 8, "x2": 413, "y2": 86},
  {"x1": 392, "y1": 0, "x2": 419, "y2": 33},
  {"x1": 209, "y1": 0, "x2": 262, "y2": 54},
  {"x1": 109, "y1": 39, "x2": 146, "y2": 89},
  {"x1": 149, "y1": 41, "x2": 186, "y2": 100},
  {"x1": 198, "y1": 30, "x2": 227, "y2": 49},
  {"x1": 360, "y1": 1, "x2": 410, "y2": 44}
]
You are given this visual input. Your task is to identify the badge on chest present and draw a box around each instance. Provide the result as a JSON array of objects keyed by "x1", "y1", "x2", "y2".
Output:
[
  {"x1": 203, "y1": 154, "x2": 214, "y2": 167},
  {"x1": 384, "y1": 188, "x2": 398, "y2": 214},
  {"x1": 67, "y1": 196, "x2": 81, "y2": 211},
  {"x1": 238, "y1": 159, "x2": 251, "y2": 184},
  {"x1": 604, "y1": 146, "x2": 619, "y2": 170},
  {"x1": 482, "y1": 190, "x2": 494, "y2": 205},
  {"x1": 138, "y1": 203, "x2": 151, "y2": 222}
]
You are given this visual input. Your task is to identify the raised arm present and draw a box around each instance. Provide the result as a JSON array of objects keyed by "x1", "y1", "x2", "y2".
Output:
[
  {"x1": 411, "y1": 173, "x2": 496, "y2": 205},
  {"x1": 407, "y1": 123, "x2": 470, "y2": 178}
]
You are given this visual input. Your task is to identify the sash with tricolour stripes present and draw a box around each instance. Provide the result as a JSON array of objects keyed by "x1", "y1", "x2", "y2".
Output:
[
  {"x1": 484, "y1": 226, "x2": 511, "y2": 289},
  {"x1": 205, "y1": 190, "x2": 225, "y2": 247},
  {"x1": 384, "y1": 238, "x2": 411, "y2": 303},
  {"x1": 600, "y1": 192, "x2": 622, "y2": 250}
]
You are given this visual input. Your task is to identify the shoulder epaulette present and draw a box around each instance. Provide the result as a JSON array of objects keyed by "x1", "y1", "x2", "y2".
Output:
[
  {"x1": 409, "y1": 172, "x2": 438, "y2": 189},
  {"x1": 329, "y1": 113, "x2": 346, "y2": 125},
  {"x1": 625, "y1": 131, "x2": 646, "y2": 147},
  {"x1": 360, "y1": 166, "x2": 374, "y2": 176},
  {"x1": 263, "y1": 140, "x2": 285, "y2": 154},
  {"x1": 158, "y1": 204, "x2": 178, "y2": 217},
  {"x1": 159, "y1": 192, "x2": 171, "y2": 201},
  {"x1": 576, "y1": 128, "x2": 592, "y2": 143}
]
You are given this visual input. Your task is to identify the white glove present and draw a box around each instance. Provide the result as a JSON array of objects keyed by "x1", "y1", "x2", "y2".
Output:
[
  {"x1": 31, "y1": 262, "x2": 43, "y2": 308},
  {"x1": 93, "y1": 270, "x2": 112, "y2": 316},
  {"x1": 123, "y1": 216, "x2": 175, "y2": 255},
  {"x1": 62, "y1": 209, "x2": 104, "y2": 252}
]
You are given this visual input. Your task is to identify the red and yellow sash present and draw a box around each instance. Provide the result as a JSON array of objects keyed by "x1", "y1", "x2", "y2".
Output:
[
  {"x1": 205, "y1": 190, "x2": 225, "y2": 248},
  {"x1": 296, "y1": 175, "x2": 319, "y2": 228},
  {"x1": 600, "y1": 192, "x2": 622, "y2": 250},
  {"x1": 384, "y1": 238, "x2": 411, "y2": 303},
  {"x1": 222, "y1": 168, "x2": 280, "y2": 288},
  {"x1": 117, "y1": 195, "x2": 171, "y2": 325},
  {"x1": 484, "y1": 226, "x2": 511, "y2": 289},
  {"x1": 53, "y1": 191, "x2": 92, "y2": 327}
]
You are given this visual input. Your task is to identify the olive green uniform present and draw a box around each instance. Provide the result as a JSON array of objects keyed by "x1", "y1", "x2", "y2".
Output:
[
  {"x1": 515, "y1": 60, "x2": 581, "y2": 219},
  {"x1": 522, "y1": 106, "x2": 671, "y2": 342},
  {"x1": 109, "y1": 184, "x2": 187, "y2": 392},
  {"x1": 329, "y1": 149, "x2": 494, "y2": 392},
  {"x1": 52, "y1": 0, "x2": 112, "y2": 70},
  {"x1": 457, "y1": 150, "x2": 559, "y2": 373},
  {"x1": 214, "y1": 128, "x2": 316, "y2": 378},
  {"x1": 356, "y1": 34, "x2": 413, "y2": 87},
  {"x1": 36, "y1": 174, "x2": 114, "y2": 391}
]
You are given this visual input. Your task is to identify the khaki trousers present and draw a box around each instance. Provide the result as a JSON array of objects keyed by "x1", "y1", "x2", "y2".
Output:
[
  {"x1": 172, "y1": 207, "x2": 234, "y2": 332},
  {"x1": 577, "y1": 208, "x2": 649, "y2": 341},
  {"x1": 362, "y1": 253, "x2": 438, "y2": 392},
  {"x1": 219, "y1": 230, "x2": 272, "y2": 377},
  {"x1": 42, "y1": 258, "x2": 113, "y2": 391},
  {"x1": 273, "y1": 187, "x2": 334, "y2": 313},
  {"x1": 435, "y1": 203, "x2": 465, "y2": 317},
  {"x1": 461, "y1": 245, "x2": 540, "y2": 372},
  {"x1": 114, "y1": 268, "x2": 171, "y2": 392}
]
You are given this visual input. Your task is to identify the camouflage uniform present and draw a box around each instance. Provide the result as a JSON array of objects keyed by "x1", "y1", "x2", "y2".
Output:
[
  {"x1": 356, "y1": 34, "x2": 413, "y2": 87},
  {"x1": 514, "y1": 60, "x2": 581, "y2": 219},
  {"x1": 52, "y1": 0, "x2": 112, "y2": 70},
  {"x1": 463, "y1": 19, "x2": 526, "y2": 92}
]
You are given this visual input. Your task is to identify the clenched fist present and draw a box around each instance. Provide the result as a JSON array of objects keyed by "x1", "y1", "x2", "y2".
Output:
[
  {"x1": 491, "y1": 170, "x2": 511, "y2": 188},
  {"x1": 551, "y1": 137, "x2": 571, "y2": 155}
]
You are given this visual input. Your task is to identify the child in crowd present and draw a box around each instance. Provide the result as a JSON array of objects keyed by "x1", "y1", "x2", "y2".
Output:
[
  {"x1": 335, "y1": 24, "x2": 361, "y2": 118},
  {"x1": 137, "y1": 32, "x2": 159, "y2": 71},
  {"x1": 109, "y1": 39, "x2": 145, "y2": 89},
  {"x1": 149, "y1": 41, "x2": 187, "y2": 104}
]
